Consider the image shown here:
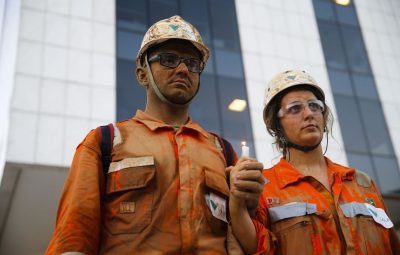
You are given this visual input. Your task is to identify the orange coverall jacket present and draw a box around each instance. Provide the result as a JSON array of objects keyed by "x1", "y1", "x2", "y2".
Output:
[
  {"x1": 46, "y1": 110, "x2": 238, "y2": 255},
  {"x1": 253, "y1": 157, "x2": 400, "y2": 255}
]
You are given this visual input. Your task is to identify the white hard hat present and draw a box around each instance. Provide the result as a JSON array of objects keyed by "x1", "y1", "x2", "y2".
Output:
[
  {"x1": 263, "y1": 70, "x2": 325, "y2": 120},
  {"x1": 136, "y1": 15, "x2": 209, "y2": 68}
]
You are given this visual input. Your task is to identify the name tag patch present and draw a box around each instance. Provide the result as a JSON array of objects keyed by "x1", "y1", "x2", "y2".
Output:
[
  {"x1": 364, "y1": 203, "x2": 393, "y2": 229},
  {"x1": 109, "y1": 156, "x2": 155, "y2": 173},
  {"x1": 120, "y1": 201, "x2": 136, "y2": 214}
]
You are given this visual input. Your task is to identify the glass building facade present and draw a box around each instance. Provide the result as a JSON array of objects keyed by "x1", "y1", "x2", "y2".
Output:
[
  {"x1": 1, "y1": 0, "x2": 400, "y2": 253},
  {"x1": 313, "y1": 0, "x2": 400, "y2": 193},
  {"x1": 116, "y1": 0, "x2": 255, "y2": 155}
]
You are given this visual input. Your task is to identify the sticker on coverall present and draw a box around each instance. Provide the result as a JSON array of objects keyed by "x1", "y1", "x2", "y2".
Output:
[
  {"x1": 206, "y1": 193, "x2": 228, "y2": 223},
  {"x1": 364, "y1": 203, "x2": 394, "y2": 228}
]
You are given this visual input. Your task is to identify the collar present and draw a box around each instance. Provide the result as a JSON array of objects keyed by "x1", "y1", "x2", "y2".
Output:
[
  {"x1": 275, "y1": 157, "x2": 355, "y2": 189},
  {"x1": 133, "y1": 110, "x2": 209, "y2": 138}
]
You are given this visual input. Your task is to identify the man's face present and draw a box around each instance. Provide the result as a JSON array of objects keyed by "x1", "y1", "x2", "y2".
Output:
[{"x1": 146, "y1": 40, "x2": 201, "y2": 105}]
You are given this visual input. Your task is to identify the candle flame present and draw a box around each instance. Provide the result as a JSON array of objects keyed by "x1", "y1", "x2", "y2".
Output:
[{"x1": 241, "y1": 141, "x2": 246, "y2": 146}]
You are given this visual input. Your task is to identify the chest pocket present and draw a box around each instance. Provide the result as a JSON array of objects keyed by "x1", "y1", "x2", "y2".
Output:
[
  {"x1": 203, "y1": 168, "x2": 229, "y2": 236},
  {"x1": 340, "y1": 202, "x2": 393, "y2": 254},
  {"x1": 103, "y1": 156, "x2": 156, "y2": 235},
  {"x1": 269, "y1": 202, "x2": 318, "y2": 255}
]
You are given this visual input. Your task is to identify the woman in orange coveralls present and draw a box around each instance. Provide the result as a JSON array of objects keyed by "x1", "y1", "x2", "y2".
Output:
[{"x1": 229, "y1": 70, "x2": 400, "y2": 254}]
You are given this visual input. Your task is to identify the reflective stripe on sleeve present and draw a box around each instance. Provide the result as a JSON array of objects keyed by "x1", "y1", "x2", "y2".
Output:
[
  {"x1": 268, "y1": 202, "x2": 317, "y2": 223},
  {"x1": 60, "y1": 252, "x2": 86, "y2": 255},
  {"x1": 339, "y1": 202, "x2": 371, "y2": 218}
]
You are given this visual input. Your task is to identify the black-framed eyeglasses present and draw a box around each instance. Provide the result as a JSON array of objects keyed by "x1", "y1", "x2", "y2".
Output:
[{"x1": 148, "y1": 53, "x2": 204, "y2": 73}]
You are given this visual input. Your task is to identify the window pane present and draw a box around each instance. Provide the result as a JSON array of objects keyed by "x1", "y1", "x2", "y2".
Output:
[
  {"x1": 117, "y1": 59, "x2": 146, "y2": 121},
  {"x1": 215, "y1": 49, "x2": 244, "y2": 79},
  {"x1": 313, "y1": 0, "x2": 335, "y2": 22},
  {"x1": 317, "y1": 21, "x2": 348, "y2": 70},
  {"x1": 335, "y1": 4, "x2": 358, "y2": 26},
  {"x1": 181, "y1": 0, "x2": 212, "y2": 46},
  {"x1": 335, "y1": 5, "x2": 358, "y2": 26},
  {"x1": 373, "y1": 156, "x2": 400, "y2": 194},
  {"x1": 209, "y1": 0, "x2": 240, "y2": 51},
  {"x1": 341, "y1": 26, "x2": 371, "y2": 74},
  {"x1": 347, "y1": 152, "x2": 377, "y2": 182},
  {"x1": 117, "y1": 0, "x2": 147, "y2": 32},
  {"x1": 149, "y1": 0, "x2": 178, "y2": 24},
  {"x1": 190, "y1": 74, "x2": 221, "y2": 133},
  {"x1": 218, "y1": 76, "x2": 253, "y2": 141},
  {"x1": 334, "y1": 95, "x2": 368, "y2": 153},
  {"x1": 117, "y1": 31, "x2": 142, "y2": 61},
  {"x1": 328, "y1": 69, "x2": 353, "y2": 96},
  {"x1": 358, "y1": 99, "x2": 394, "y2": 156},
  {"x1": 352, "y1": 73, "x2": 378, "y2": 100},
  {"x1": 202, "y1": 58, "x2": 215, "y2": 74}
]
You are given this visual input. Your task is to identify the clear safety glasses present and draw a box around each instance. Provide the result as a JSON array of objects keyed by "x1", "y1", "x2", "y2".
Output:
[
  {"x1": 278, "y1": 99, "x2": 325, "y2": 118},
  {"x1": 148, "y1": 53, "x2": 204, "y2": 73}
]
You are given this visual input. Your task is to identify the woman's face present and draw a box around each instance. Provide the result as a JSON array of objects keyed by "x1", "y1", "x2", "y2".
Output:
[{"x1": 279, "y1": 89, "x2": 325, "y2": 147}]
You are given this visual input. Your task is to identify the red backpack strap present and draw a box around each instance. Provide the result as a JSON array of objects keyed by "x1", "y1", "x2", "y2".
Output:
[{"x1": 99, "y1": 123, "x2": 114, "y2": 176}]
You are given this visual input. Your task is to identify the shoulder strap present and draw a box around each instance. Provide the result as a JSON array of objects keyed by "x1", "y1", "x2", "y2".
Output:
[
  {"x1": 100, "y1": 123, "x2": 114, "y2": 176},
  {"x1": 212, "y1": 133, "x2": 235, "y2": 167}
]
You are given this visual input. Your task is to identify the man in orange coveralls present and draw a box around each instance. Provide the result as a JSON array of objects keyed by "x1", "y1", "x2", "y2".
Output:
[
  {"x1": 229, "y1": 70, "x2": 400, "y2": 254},
  {"x1": 45, "y1": 15, "x2": 265, "y2": 255}
]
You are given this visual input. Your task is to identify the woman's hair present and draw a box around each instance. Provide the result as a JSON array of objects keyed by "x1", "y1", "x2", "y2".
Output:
[{"x1": 264, "y1": 85, "x2": 333, "y2": 155}]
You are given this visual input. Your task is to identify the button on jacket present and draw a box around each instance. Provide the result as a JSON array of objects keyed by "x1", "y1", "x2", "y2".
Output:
[
  {"x1": 254, "y1": 158, "x2": 400, "y2": 255},
  {"x1": 46, "y1": 110, "x2": 236, "y2": 255}
]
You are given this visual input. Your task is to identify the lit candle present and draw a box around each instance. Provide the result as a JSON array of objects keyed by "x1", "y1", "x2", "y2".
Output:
[{"x1": 241, "y1": 141, "x2": 249, "y2": 157}]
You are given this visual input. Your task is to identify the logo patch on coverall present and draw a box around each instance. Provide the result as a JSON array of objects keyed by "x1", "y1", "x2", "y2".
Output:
[
  {"x1": 266, "y1": 197, "x2": 280, "y2": 205},
  {"x1": 364, "y1": 203, "x2": 393, "y2": 228},
  {"x1": 208, "y1": 193, "x2": 227, "y2": 223},
  {"x1": 365, "y1": 197, "x2": 376, "y2": 206}
]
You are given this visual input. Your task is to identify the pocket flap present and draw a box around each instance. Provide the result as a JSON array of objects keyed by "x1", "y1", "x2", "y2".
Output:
[
  {"x1": 107, "y1": 157, "x2": 156, "y2": 194},
  {"x1": 268, "y1": 202, "x2": 317, "y2": 223},
  {"x1": 340, "y1": 202, "x2": 371, "y2": 218},
  {"x1": 204, "y1": 169, "x2": 229, "y2": 197}
]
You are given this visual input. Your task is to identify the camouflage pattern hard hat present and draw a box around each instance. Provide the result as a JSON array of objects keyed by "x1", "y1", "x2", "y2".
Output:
[
  {"x1": 263, "y1": 70, "x2": 325, "y2": 120},
  {"x1": 136, "y1": 15, "x2": 209, "y2": 68}
]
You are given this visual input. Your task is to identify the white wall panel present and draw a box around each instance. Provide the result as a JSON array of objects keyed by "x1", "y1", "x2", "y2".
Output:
[{"x1": 7, "y1": 0, "x2": 116, "y2": 167}]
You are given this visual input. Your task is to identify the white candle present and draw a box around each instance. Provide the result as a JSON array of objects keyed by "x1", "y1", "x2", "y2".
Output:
[{"x1": 241, "y1": 141, "x2": 249, "y2": 157}]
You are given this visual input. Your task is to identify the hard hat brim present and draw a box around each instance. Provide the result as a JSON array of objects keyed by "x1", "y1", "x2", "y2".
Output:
[{"x1": 136, "y1": 38, "x2": 209, "y2": 68}]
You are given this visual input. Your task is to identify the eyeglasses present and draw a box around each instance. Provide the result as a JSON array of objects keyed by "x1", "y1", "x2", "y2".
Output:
[
  {"x1": 278, "y1": 99, "x2": 325, "y2": 118},
  {"x1": 148, "y1": 53, "x2": 204, "y2": 73}
]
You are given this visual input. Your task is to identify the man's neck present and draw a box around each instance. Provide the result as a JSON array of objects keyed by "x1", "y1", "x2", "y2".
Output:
[{"x1": 145, "y1": 103, "x2": 189, "y2": 126}]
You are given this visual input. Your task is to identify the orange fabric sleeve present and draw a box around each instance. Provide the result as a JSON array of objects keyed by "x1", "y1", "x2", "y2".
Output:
[
  {"x1": 46, "y1": 129, "x2": 104, "y2": 255},
  {"x1": 252, "y1": 206, "x2": 277, "y2": 255}
]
